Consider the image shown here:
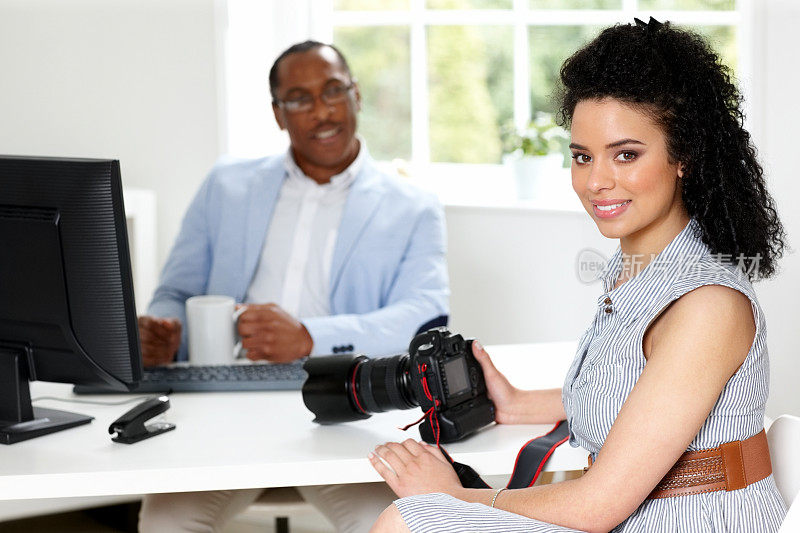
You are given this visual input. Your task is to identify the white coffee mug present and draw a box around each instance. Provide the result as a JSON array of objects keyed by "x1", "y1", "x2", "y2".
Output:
[{"x1": 185, "y1": 295, "x2": 246, "y2": 365}]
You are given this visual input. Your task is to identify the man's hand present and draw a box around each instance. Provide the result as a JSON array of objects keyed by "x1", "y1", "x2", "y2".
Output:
[
  {"x1": 369, "y1": 439, "x2": 462, "y2": 499},
  {"x1": 237, "y1": 303, "x2": 313, "y2": 363},
  {"x1": 138, "y1": 316, "x2": 181, "y2": 367}
]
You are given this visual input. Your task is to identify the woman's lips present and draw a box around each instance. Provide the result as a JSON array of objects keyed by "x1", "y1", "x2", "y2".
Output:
[{"x1": 592, "y1": 200, "x2": 631, "y2": 219}]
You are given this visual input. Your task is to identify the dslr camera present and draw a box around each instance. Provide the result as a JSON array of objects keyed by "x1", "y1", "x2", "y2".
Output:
[{"x1": 301, "y1": 328, "x2": 495, "y2": 443}]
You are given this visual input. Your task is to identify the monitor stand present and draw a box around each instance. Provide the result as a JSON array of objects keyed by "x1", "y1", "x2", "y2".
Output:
[{"x1": 0, "y1": 345, "x2": 93, "y2": 444}]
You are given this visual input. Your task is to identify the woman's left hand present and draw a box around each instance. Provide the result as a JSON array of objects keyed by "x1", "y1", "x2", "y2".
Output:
[{"x1": 369, "y1": 439, "x2": 462, "y2": 498}]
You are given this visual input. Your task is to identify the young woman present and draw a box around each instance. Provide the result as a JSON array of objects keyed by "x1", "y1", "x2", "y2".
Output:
[{"x1": 368, "y1": 19, "x2": 787, "y2": 533}]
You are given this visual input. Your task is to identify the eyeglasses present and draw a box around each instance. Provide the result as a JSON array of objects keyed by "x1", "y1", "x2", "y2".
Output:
[{"x1": 274, "y1": 83, "x2": 355, "y2": 114}]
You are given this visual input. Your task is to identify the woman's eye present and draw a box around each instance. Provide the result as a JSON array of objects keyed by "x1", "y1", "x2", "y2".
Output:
[
  {"x1": 615, "y1": 151, "x2": 637, "y2": 162},
  {"x1": 572, "y1": 153, "x2": 591, "y2": 164}
]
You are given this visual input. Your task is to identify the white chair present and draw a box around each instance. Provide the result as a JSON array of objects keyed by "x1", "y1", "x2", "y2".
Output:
[
  {"x1": 780, "y1": 498, "x2": 800, "y2": 533},
  {"x1": 767, "y1": 415, "x2": 800, "y2": 506},
  {"x1": 767, "y1": 415, "x2": 800, "y2": 533}
]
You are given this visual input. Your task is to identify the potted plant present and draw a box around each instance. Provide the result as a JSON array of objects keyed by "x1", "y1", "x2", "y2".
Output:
[{"x1": 501, "y1": 113, "x2": 569, "y2": 200}]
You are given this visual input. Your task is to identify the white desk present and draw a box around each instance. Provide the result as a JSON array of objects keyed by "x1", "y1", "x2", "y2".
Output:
[{"x1": 0, "y1": 342, "x2": 584, "y2": 515}]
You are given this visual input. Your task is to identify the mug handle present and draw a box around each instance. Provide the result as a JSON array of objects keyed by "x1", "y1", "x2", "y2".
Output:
[{"x1": 233, "y1": 306, "x2": 247, "y2": 359}]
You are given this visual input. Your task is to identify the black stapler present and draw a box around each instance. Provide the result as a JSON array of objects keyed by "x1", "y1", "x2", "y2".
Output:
[{"x1": 109, "y1": 396, "x2": 176, "y2": 444}]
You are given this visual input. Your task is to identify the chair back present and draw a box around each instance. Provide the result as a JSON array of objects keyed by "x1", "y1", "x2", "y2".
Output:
[
  {"x1": 767, "y1": 415, "x2": 800, "y2": 506},
  {"x1": 779, "y1": 497, "x2": 800, "y2": 533}
]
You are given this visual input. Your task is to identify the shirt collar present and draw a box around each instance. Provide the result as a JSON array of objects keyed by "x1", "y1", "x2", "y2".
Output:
[
  {"x1": 283, "y1": 136, "x2": 367, "y2": 191},
  {"x1": 598, "y1": 219, "x2": 709, "y2": 322}
]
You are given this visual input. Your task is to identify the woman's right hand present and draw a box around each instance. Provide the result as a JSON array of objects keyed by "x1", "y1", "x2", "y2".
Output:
[{"x1": 471, "y1": 340, "x2": 523, "y2": 424}]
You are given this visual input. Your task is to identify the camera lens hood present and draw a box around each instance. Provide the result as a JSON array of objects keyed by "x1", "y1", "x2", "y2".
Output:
[{"x1": 302, "y1": 354, "x2": 371, "y2": 424}]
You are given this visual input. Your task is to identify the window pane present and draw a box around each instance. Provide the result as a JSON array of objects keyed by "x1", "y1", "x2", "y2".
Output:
[
  {"x1": 334, "y1": 26, "x2": 411, "y2": 160},
  {"x1": 334, "y1": 0, "x2": 409, "y2": 10},
  {"x1": 692, "y1": 25, "x2": 737, "y2": 72},
  {"x1": 428, "y1": 25, "x2": 513, "y2": 163},
  {"x1": 427, "y1": 0, "x2": 512, "y2": 8},
  {"x1": 638, "y1": 0, "x2": 734, "y2": 10},
  {"x1": 529, "y1": 0, "x2": 621, "y2": 8},
  {"x1": 529, "y1": 26, "x2": 600, "y2": 117}
]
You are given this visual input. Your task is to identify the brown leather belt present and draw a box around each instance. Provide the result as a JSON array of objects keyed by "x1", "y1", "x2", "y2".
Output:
[{"x1": 585, "y1": 429, "x2": 772, "y2": 499}]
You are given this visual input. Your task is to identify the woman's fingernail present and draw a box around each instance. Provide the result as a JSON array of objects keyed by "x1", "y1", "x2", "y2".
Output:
[
  {"x1": 474, "y1": 340, "x2": 483, "y2": 352},
  {"x1": 368, "y1": 452, "x2": 374, "y2": 459}
]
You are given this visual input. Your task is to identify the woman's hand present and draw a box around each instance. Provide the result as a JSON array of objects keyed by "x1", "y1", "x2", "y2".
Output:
[
  {"x1": 472, "y1": 341, "x2": 523, "y2": 424},
  {"x1": 369, "y1": 439, "x2": 462, "y2": 499}
]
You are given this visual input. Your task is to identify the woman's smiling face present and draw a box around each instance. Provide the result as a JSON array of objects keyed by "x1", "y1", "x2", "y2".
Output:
[{"x1": 569, "y1": 98, "x2": 687, "y2": 244}]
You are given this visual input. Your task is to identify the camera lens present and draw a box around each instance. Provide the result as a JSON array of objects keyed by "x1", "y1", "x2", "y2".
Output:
[
  {"x1": 302, "y1": 353, "x2": 418, "y2": 424},
  {"x1": 355, "y1": 355, "x2": 416, "y2": 413}
]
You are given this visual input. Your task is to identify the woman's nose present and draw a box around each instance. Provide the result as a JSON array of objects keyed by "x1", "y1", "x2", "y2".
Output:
[{"x1": 586, "y1": 160, "x2": 615, "y2": 193}]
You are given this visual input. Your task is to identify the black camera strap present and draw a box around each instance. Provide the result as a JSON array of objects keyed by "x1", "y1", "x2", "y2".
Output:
[{"x1": 440, "y1": 420, "x2": 570, "y2": 490}]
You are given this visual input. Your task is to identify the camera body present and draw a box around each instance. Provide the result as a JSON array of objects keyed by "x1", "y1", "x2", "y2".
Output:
[
  {"x1": 301, "y1": 327, "x2": 495, "y2": 443},
  {"x1": 407, "y1": 328, "x2": 496, "y2": 443}
]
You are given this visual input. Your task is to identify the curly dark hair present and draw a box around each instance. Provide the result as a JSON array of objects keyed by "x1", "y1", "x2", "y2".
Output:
[{"x1": 558, "y1": 19, "x2": 784, "y2": 280}]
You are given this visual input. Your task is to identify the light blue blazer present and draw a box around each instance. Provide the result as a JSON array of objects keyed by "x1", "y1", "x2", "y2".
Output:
[{"x1": 148, "y1": 153, "x2": 449, "y2": 361}]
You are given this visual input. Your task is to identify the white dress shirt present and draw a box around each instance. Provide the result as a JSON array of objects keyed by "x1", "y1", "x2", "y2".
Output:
[{"x1": 243, "y1": 143, "x2": 364, "y2": 319}]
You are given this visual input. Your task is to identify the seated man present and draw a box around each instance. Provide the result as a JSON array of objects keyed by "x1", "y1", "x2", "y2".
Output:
[{"x1": 137, "y1": 41, "x2": 449, "y2": 532}]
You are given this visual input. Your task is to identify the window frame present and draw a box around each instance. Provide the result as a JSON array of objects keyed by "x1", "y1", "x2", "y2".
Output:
[
  {"x1": 329, "y1": 0, "x2": 752, "y2": 169},
  {"x1": 224, "y1": 0, "x2": 755, "y2": 206}
]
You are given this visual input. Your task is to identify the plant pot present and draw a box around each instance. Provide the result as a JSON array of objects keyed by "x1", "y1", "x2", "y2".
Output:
[{"x1": 511, "y1": 153, "x2": 564, "y2": 200}]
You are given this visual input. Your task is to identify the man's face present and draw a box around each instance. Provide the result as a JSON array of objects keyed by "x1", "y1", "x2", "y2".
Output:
[{"x1": 272, "y1": 47, "x2": 361, "y2": 180}]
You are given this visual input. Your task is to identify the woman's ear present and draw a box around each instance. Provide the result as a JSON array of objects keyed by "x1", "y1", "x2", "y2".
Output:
[{"x1": 677, "y1": 162, "x2": 685, "y2": 179}]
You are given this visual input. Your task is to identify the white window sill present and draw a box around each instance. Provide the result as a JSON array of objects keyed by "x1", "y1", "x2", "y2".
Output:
[{"x1": 381, "y1": 161, "x2": 585, "y2": 213}]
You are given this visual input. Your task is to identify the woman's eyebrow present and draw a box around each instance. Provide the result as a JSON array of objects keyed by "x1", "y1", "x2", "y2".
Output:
[
  {"x1": 569, "y1": 139, "x2": 645, "y2": 150},
  {"x1": 606, "y1": 138, "x2": 645, "y2": 149}
]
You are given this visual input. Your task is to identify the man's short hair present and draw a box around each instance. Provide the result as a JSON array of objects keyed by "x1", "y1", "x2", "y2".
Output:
[{"x1": 269, "y1": 41, "x2": 353, "y2": 101}]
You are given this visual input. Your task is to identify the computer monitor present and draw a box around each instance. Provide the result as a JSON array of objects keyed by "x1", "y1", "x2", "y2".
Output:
[{"x1": 0, "y1": 156, "x2": 143, "y2": 444}]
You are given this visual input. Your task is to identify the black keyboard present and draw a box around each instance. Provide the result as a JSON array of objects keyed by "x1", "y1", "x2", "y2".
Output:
[{"x1": 73, "y1": 362, "x2": 308, "y2": 394}]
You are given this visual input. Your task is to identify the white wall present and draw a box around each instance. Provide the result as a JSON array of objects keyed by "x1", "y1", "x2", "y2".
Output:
[
  {"x1": 750, "y1": 0, "x2": 800, "y2": 419},
  {"x1": 446, "y1": 206, "x2": 615, "y2": 345},
  {"x1": 0, "y1": 0, "x2": 224, "y2": 307}
]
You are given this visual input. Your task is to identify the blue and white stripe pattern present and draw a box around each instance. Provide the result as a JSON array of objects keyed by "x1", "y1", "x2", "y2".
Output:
[{"x1": 394, "y1": 220, "x2": 786, "y2": 532}]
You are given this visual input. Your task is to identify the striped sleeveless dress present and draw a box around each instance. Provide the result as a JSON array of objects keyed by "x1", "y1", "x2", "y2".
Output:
[{"x1": 394, "y1": 220, "x2": 787, "y2": 532}]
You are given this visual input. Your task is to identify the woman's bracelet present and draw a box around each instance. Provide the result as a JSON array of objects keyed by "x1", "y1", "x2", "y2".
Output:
[{"x1": 490, "y1": 487, "x2": 507, "y2": 508}]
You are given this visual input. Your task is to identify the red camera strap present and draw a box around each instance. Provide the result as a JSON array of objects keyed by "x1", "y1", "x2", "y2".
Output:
[
  {"x1": 398, "y1": 363, "x2": 443, "y2": 446},
  {"x1": 505, "y1": 420, "x2": 570, "y2": 488}
]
